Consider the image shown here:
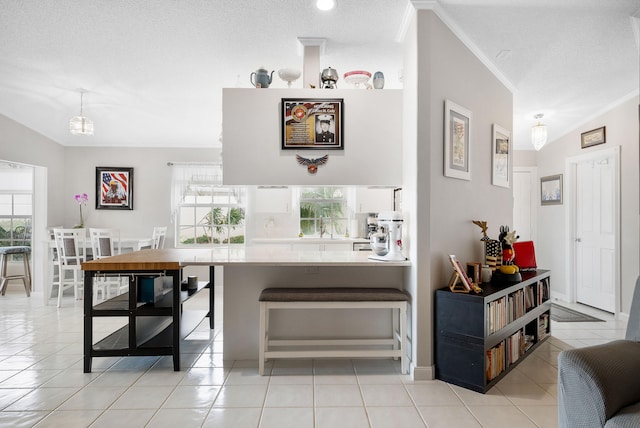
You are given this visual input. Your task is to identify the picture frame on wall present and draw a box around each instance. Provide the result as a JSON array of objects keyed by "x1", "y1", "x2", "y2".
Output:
[
  {"x1": 581, "y1": 126, "x2": 606, "y2": 149},
  {"x1": 491, "y1": 124, "x2": 511, "y2": 188},
  {"x1": 540, "y1": 174, "x2": 563, "y2": 206},
  {"x1": 281, "y1": 98, "x2": 343, "y2": 150},
  {"x1": 444, "y1": 99, "x2": 472, "y2": 180},
  {"x1": 96, "y1": 167, "x2": 134, "y2": 210}
]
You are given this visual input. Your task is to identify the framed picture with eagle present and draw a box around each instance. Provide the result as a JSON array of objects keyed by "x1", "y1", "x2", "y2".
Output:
[{"x1": 281, "y1": 98, "x2": 343, "y2": 150}]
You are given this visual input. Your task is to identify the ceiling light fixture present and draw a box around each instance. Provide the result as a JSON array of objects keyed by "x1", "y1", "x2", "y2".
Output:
[
  {"x1": 69, "y1": 90, "x2": 94, "y2": 136},
  {"x1": 316, "y1": 0, "x2": 335, "y2": 11},
  {"x1": 531, "y1": 113, "x2": 547, "y2": 151}
]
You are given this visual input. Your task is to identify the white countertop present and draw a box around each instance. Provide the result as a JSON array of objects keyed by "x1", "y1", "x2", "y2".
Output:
[
  {"x1": 251, "y1": 237, "x2": 370, "y2": 244},
  {"x1": 83, "y1": 247, "x2": 410, "y2": 270},
  {"x1": 183, "y1": 246, "x2": 408, "y2": 267}
]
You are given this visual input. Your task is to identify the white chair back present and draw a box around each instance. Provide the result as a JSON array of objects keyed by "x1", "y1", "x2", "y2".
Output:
[
  {"x1": 53, "y1": 228, "x2": 86, "y2": 267},
  {"x1": 89, "y1": 228, "x2": 121, "y2": 259},
  {"x1": 152, "y1": 226, "x2": 167, "y2": 249}
]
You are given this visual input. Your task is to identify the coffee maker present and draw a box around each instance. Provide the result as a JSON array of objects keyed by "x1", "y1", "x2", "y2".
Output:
[{"x1": 368, "y1": 211, "x2": 406, "y2": 261}]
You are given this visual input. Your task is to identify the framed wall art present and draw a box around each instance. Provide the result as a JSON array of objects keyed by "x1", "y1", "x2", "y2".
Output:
[
  {"x1": 281, "y1": 98, "x2": 343, "y2": 150},
  {"x1": 581, "y1": 126, "x2": 606, "y2": 149},
  {"x1": 540, "y1": 174, "x2": 562, "y2": 206},
  {"x1": 444, "y1": 99, "x2": 472, "y2": 180},
  {"x1": 96, "y1": 167, "x2": 134, "y2": 210},
  {"x1": 491, "y1": 124, "x2": 511, "y2": 188}
]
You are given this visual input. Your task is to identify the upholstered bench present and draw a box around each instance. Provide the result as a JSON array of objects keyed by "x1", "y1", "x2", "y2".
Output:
[
  {"x1": 258, "y1": 287, "x2": 409, "y2": 375},
  {"x1": 0, "y1": 246, "x2": 32, "y2": 296}
]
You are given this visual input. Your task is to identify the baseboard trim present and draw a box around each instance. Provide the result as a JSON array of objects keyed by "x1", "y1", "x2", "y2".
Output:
[{"x1": 411, "y1": 364, "x2": 434, "y2": 381}]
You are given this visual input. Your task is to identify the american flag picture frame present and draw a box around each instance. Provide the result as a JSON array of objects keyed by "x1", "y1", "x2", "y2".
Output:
[{"x1": 95, "y1": 166, "x2": 134, "y2": 210}]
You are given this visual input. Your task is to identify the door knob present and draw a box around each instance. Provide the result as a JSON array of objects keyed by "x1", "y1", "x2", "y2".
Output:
[{"x1": 575, "y1": 238, "x2": 582, "y2": 242}]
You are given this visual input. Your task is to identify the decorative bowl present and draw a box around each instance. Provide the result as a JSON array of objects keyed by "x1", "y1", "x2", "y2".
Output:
[
  {"x1": 343, "y1": 70, "x2": 371, "y2": 88},
  {"x1": 278, "y1": 68, "x2": 301, "y2": 87}
]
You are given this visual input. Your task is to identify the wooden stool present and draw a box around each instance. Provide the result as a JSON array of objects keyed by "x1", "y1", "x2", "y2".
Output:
[
  {"x1": 259, "y1": 287, "x2": 409, "y2": 375},
  {"x1": 0, "y1": 246, "x2": 32, "y2": 296}
]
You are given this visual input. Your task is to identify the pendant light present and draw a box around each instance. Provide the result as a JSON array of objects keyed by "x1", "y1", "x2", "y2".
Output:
[
  {"x1": 69, "y1": 90, "x2": 94, "y2": 135},
  {"x1": 316, "y1": 0, "x2": 336, "y2": 11},
  {"x1": 531, "y1": 113, "x2": 547, "y2": 151}
]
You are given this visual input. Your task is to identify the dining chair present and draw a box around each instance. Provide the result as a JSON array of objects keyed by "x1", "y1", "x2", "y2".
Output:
[
  {"x1": 52, "y1": 228, "x2": 86, "y2": 307},
  {"x1": 152, "y1": 226, "x2": 167, "y2": 249},
  {"x1": 47, "y1": 226, "x2": 63, "y2": 305},
  {"x1": 89, "y1": 228, "x2": 126, "y2": 300}
]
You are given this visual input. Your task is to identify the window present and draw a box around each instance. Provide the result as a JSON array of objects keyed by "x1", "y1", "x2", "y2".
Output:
[
  {"x1": 0, "y1": 163, "x2": 33, "y2": 248},
  {"x1": 178, "y1": 186, "x2": 246, "y2": 245},
  {"x1": 171, "y1": 164, "x2": 246, "y2": 247},
  {"x1": 299, "y1": 187, "x2": 348, "y2": 237},
  {"x1": 0, "y1": 193, "x2": 32, "y2": 247}
]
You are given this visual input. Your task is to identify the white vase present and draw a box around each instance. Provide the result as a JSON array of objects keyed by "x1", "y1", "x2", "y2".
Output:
[{"x1": 373, "y1": 71, "x2": 384, "y2": 89}]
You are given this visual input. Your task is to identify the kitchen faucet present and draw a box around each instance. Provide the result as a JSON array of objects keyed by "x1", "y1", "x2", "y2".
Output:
[{"x1": 319, "y1": 217, "x2": 326, "y2": 238}]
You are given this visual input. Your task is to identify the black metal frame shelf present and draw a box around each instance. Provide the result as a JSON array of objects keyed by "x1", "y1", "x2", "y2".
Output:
[{"x1": 83, "y1": 267, "x2": 214, "y2": 373}]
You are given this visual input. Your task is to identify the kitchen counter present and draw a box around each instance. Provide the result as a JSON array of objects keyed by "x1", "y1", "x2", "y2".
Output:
[
  {"x1": 82, "y1": 246, "x2": 408, "y2": 270},
  {"x1": 251, "y1": 237, "x2": 370, "y2": 245},
  {"x1": 82, "y1": 247, "x2": 409, "y2": 362}
]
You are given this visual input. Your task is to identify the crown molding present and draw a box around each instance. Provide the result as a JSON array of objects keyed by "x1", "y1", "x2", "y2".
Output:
[
  {"x1": 397, "y1": 0, "x2": 516, "y2": 94},
  {"x1": 297, "y1": 37, "x2": 327, "y2": 56}
]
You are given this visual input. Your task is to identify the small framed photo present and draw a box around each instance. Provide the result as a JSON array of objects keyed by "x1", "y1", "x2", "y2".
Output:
[
  {"x1": 444, "y1": 99, "x2": 472, "y2": 180},
  {"x1": 96, "y1": 167, "x2": 134, "y2": 210},
  {"x1": 581, "y1": 126, "x2": 606, "y2": 149},
  {"x1": 466, "y1": 262, "x2": 482, "y2": 285},
  {"x1": 491, "y1": 124, "x2": 511, "y2": 188},
  {"x1": 448, "y1": 254, "x2": 473, "y2": 292},
  {"x1": 281, "y1": 98, "x2": 343, "y2": 150},
  {"x1": 540, "y1": 174, "x2": 562, "y2": 206}
]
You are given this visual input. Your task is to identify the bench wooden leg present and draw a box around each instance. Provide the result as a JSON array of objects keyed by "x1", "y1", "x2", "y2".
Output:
[
  {"x1": 400, "y1": 302, "x2": 407, "y2": 374},
  {"x1": 22, "y1": 253, "x2": 31, "y2": 297},
  {"x1": 0, "y1": 254, "x2": 7, "y2": 295},
  {"x1": 259, "y1": 302, "x2": 267, "y2": 375}
]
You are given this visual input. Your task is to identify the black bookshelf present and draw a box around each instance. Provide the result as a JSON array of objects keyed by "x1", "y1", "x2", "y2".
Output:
[{"x1": 434, "y1": 270, "x2": 551, "y2": 393}]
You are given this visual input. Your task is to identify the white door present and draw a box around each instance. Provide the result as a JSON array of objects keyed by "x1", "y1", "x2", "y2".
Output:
[
  {"x1": 513, "y1": 168, "x2": 537, "y2": 242},
  {"x1": 575, "y1": 153, "x2": 616, "y2": 312}
]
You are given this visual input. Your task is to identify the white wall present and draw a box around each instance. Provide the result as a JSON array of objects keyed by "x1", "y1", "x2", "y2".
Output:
[
  {"x1": 62, "y1": 147, "x2": 221, "y2": 245},
  {"x1": 0, "y1": 114, "x2": 66, "y2": 227},
  {"x1": 222, "y1": 88, "x2": 403, "y2": 186},
  {"x1": 403, "y1": 10, "x2": 514, "y2": 377},
  {"x1": 516, "y1": 96, "x2": 639, "y2": 313},
  {"x1": 0, "y1": 113, "x2": 224, "y2": 248}
]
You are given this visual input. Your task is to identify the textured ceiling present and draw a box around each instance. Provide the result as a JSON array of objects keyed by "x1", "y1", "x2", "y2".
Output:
[{"x1": 0, "y1": 0, "x2": 638, "y2": 151}]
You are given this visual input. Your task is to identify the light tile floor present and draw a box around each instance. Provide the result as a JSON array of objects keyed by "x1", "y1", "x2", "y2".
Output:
[{"x1": 0, "y1": 284, "x2": 626, "y2": 428}]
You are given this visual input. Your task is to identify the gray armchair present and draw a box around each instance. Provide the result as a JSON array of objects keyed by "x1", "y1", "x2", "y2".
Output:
[{"x1": 558, "y1": 276, "x2": 640, "y2": 428}]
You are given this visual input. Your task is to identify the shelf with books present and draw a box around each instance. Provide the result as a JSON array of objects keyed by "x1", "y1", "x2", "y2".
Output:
[{"x1": 435, "y1": 270, "x2": 551, "y2": 393}]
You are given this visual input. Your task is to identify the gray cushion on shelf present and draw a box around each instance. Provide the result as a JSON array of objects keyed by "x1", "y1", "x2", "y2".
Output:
[{"x1": 259, "y1": 287, "x2": 410, "y2": 302}]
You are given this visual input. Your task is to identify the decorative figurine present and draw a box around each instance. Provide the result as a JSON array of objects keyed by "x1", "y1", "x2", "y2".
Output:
[
  {"x1": 495, "y1": 225, "x2": 522, "y2": 282},
  {"x1": 472, "y1": 220, "x2": 490, "y2": 241},
  {"x1": 296, "y1": 154, "x2": 328, "y2": 174}
]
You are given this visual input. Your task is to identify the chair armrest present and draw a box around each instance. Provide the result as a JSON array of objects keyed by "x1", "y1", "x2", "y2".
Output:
[{"x1": 558, "y1": 340, "x2": 640, "y2": 428}]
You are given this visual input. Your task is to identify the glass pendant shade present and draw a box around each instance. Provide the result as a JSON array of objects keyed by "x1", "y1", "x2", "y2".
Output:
[
  {"x1": 69, "y1": 115, "x2": 94, "y2": 135},
  {"x1": 316, "y1": 0, "x2": 335, "y2": 11},
  {"x1": 531, "y1": 114, "x2": 547, "y2": 150},
  {"x1": 69, "y1": 91, "x2": 94, "y2": 135}
]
